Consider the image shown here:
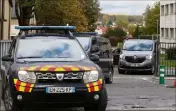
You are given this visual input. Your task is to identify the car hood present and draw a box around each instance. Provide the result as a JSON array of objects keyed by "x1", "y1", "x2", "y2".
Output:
[
  {"x1": 12, "y1": 59, "x2": 99, "y2": 72},
  {"x1": 121, "y1": 50, "x2": 152, "y2": 57}
]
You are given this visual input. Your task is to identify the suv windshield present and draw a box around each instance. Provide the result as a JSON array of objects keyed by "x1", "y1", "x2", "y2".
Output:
[
  {"x1": 123, "y1": 40, "x2": 153, "y2": 51},
  {"x1": 16, "y1": 37, "x2": 87, "y2": 61},
  {"x1": 76, "y1": 37, "x2": 90, "y2": 51}
]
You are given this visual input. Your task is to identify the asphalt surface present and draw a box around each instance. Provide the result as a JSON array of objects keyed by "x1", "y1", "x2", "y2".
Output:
[{"x1": 0, "y1": 68, "x2": 176, "y2": 111}]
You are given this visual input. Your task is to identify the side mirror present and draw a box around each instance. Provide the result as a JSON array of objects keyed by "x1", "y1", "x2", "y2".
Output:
[
  {"x1": 89, "y1": 54, "x2": 99, "y2": 62},
  {"x1": 1, "y1": 55, "x2": 14, "y2": 62}
]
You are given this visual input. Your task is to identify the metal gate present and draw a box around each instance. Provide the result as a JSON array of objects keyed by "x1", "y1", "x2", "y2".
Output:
[
  {"x1": 0, "y1": 40, "x2": 12, "y2": 64},
  {"x1": 158, "y1": 42, "x2": 176, "y2": 76}
]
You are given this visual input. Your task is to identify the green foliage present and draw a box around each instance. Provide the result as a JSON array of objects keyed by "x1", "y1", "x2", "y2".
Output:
[
  {"x1": 100, "y1": 14, "x2": 143, "y2": 26},
  {"x1": 104, "y1": 27, "x2": 127, "y2": 38},
  {"x1": 15, "y1": 0, "x2": 35, "y2": 26},
  {"x1": 127, "y1": 24, "x2": 136, "y2": 36},
  {"x1": 35, "y1": 0, "x2": 88, "y2": 32},
  {"x1": 143, "y1": 2, "x2": 160, "y2": 35},
  {"x1": 133, "y1": 25, "x2": 142, "y2": 38},
  {"x1": 80, "y1": 0, "x2": 101, "y2": 31}
]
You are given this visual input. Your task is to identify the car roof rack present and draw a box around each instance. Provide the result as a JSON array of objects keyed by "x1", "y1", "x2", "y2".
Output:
[
  {"x1": 15, "y1": 26, "x2": 76, "y2": 39},
  {"x1": 73, "y1": 32, "x2": 98, "y2": 37}
]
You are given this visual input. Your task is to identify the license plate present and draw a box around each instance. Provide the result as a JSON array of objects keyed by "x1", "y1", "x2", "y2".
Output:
[
  {"x1": 46, "y1": 87, "x2": 75, "y2": 93},
  {"x1": 130, "y1": 64, "x2": 139, "y2": 67}
]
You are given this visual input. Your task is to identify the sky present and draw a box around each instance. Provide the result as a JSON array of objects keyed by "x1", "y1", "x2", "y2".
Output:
[{"x1": 100, "y1": 0, "x2": 157, "y2": 15}]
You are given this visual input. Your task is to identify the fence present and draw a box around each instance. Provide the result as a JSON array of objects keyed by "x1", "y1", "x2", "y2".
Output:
[
  {"x1": 159, "y1": 42, "x2": 176, "y2": 76},
  {"x1": 0, "y1": 40, "x2": 12, "y2": 63}
]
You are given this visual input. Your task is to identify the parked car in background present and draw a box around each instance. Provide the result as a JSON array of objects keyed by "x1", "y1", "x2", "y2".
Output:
[
  {"x1": 74, "y1": 32, "x2": 114, "y2": 84},
  {"x1": 118, "y1": 39, "x2": 157, "y2": 74}
]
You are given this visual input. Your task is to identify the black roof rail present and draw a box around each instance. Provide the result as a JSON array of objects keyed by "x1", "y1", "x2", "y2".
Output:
[{"x1": 73, "y1": 32, "x2": 98, "y2": 37}]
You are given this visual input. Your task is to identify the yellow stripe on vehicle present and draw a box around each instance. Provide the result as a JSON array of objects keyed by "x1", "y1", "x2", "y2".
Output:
[
  {"x1": 99, "y1": 79, "x2": 103, "y2": 84},
  {"x1": 29, "y1": 88, "x2": 33, "y2": 92},
  {"x1": 94, "y1": 86, "x2": 99, "y2": 91},
  {"x1": 19, "y1": 86, "x2": 25, "y2": 92},
  {"x1": 30, "y1": 84, "x2": 34, "y2": 87},
  {"x1": 55, "y1": 67, "x2": 66, "y2": 71},
  {"x1": 14, "y1": 79, "x2": 18, "y2": 84},
  {"x1": 86, "y1": 84, "x2": 90, "y2": 88},
  {"x1": 93, "y1": 82, "x2": 98, "y2": 86},
  {"x1": 20, "y1": 82, "x2": 26, "y2": 87},
  {"x1": 70, "y1": 67, "x2": 80, "y2": 71},
  {"x1": 88, "y1": 88, "x2": 91, "y2": 92},
  {"x1": 27, "y1": 66, "x2": 38, "y2": 71},
  {"x1": 39, "y1": 67, "x2": 49, "y2": 71}
]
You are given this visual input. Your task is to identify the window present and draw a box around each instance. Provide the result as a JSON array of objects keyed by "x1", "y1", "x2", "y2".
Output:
[
  {"x1": 165, "y1": 5, "x2": 169, "y2": 15},
  {"x1": 165, "y1": 28, "x2": 169, "y2": 38},
  {"x1": 161, "y1": 5, "x2": 164, "y2": 15},
  {"x1": 161, "y1": 28, "x2": 164, "y2": 37},
  {"x1": 77, "y1": 37, "x2": 90, "y2": 51},
  {"x1": 170, "y1": 4, "x2": 174, "y2": 14},
  {"x1": 175, "y1": 3, "x2": 176, "y2": 14},
  {"x1": 170, "y1": 28, "x2": 174, "y2": 39},
  {"x1": 16, "y1": 38, "x2": 87, "y2": 61},
  {"x1": 123, "y1": 40, "x2": 154, "y2": 51}
]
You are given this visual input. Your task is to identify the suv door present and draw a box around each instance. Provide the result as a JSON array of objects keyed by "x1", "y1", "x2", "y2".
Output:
[{"x1": 96, "y1": 37, "x2": 111, "y2": 73}]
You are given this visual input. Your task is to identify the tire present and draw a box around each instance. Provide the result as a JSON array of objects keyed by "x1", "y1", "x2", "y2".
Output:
[
  {"x1": 3, "y1": 83, "x2": 23, "y2": 111},
  {"x1": 105, "y1": 68, "x2": 113, "y2": 84},
  {"x1": 118, "y1": 68, "x2": 125, "y2": 74},
  {"x1": 149, "y1": 65, "x2": 155, "y2": 75},
  {"x1": 84, "y1": 87, "x2": 108, "y2": 111}
]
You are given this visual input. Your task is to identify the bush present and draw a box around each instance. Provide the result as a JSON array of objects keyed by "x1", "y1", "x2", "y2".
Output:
[{"x1": 166, "y1": 47, "x2": 176, "y2": 60}]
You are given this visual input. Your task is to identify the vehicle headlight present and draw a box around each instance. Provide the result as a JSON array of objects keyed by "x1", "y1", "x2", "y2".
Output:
[
  {"x1": 83, "y1": 70, "x2": 99, "y2": 83},
  {"x1": 146, "y1": 54, "x2": 152, "y2": 59},
  {"x1": 18, "y1": 71, "x2": 36, "y2": 83},
  {"x1": 120, "y1": 54, "x2": 125, "y2": 59}
]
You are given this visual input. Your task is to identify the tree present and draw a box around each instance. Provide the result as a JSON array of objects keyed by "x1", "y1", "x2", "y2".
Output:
[
  {"x1": 80, "y1": 0, "x2": 101, "y2": 31},
  {"x1": 133, "y1": 25, "x2": 141, "y2": 38},
  {"x1": 143, "y1": 2, "x2": 160, "y2": 35},
  {"x1": 15, "y1": 0, "x2": 35, "y2": 26},
  {"x1": 105, "y1": 27, "x2": 127, "y2": 38},
  {"x1": 35, "y1": 0, "x2": 88, "y2": 32},
  {"x1": 128, "y1": 24, "x2": 136, "y2": 36}
]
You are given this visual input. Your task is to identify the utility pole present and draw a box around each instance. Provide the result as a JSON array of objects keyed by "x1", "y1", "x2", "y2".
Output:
[{"x1": 156, "y1": 19, "x2": 160, "y2": 76}]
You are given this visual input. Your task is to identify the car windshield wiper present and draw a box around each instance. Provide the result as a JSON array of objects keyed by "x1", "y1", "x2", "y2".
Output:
[{"x1": 17, "y1": 56, "x2": 43, "y2": 59}]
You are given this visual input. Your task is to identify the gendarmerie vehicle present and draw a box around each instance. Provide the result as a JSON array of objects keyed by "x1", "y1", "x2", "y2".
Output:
[
  {"x1": 118, "y1": 39, "x2": 157, "y2": 74},
  {"x1": 0, "y1": 26, "x2": 108, "y2": 111},
  {"x1": 73, "y1": 32, "x2": 114, "y2": 84}
]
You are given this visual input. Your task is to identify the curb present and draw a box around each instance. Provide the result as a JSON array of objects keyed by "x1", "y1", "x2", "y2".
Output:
[
  {"x1": 154, "y1": 77, "x2": 176, "y2": 80},
  {"x1": 106, "y1": 107, "x2": 176, "y2": 111}
]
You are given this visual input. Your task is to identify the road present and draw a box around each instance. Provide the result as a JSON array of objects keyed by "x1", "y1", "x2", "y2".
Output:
[{"x1": 0, "y1": 68, "x2": 176, "y2": 111}]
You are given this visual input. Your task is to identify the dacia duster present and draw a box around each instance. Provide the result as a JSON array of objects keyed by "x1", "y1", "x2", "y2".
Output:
[{"x1": 0, "y1": 26, "x2": 108, "y2": 111}]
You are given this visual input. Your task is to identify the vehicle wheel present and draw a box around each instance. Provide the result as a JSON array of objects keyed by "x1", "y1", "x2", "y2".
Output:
[
  {"x1": 84, "y1": 87, "x2": 107, "y2": 111},
  {"x1": 105, "y1": 68, "x2": 113, "y2": 84},
  {"x1": 4, "y1": 83, "x2": 23, "y2": 111},
  {"x1": 118, "y1": 68, "x2": 125, "y2": 74}
]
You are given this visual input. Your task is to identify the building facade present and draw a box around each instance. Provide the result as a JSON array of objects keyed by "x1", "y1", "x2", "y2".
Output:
[
  {"x1": 160, "y1": 0, "x2": 176, "y2": 43},
  {"x1": 0, "y1": 0, "x2": 12, "y2": 40}
]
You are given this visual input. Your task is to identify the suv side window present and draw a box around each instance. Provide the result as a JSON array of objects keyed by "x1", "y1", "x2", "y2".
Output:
[{"x1": 91, "y1": 37, "x2": 99, "y2": 53}]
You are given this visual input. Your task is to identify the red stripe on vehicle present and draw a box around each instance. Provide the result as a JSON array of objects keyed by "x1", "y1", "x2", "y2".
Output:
[
  {"x1": 90, "y1": 87, "x2": 94, "y2": 92},
  {"x1": 89, "y1": 83, "x2": 94, "y2": 87},
  {"x1": 97, "y1": 80, "x2": 102, "y2": 85},
  {"x1": 25, "y1": 83, "x2": 31, "y2": 88},
  {"x1": 99, "y1": 85, "x2": 102, "y2": 90},
  {"x1": 48, "y1": 67, "x2": 57, "y2": 71},
  {"x1": 15, "y1": 85, "x2": 20, "y2": 91},
  {"x1": 16, "y1": 80, "x2": 21, "y2": 86},
  {"x1": 24, "y1": 87, "x2": 30, "y2": 92},
  {"x1": 63, "y1": 67, "x2": 72, "y2": 71}
]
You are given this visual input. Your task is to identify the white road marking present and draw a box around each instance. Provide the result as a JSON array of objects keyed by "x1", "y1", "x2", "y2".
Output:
[{"x1": 142, "y1": 77, "x2": 156, "y2": 84}]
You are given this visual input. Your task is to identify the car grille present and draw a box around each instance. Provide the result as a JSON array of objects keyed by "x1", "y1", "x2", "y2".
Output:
[
  {"x1": 125, "y1": 56, "x2": 146, "y2": 63},
  {"x1": 35, "y1": 72, "x2": 84, "y2": 82}
]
